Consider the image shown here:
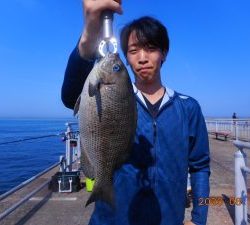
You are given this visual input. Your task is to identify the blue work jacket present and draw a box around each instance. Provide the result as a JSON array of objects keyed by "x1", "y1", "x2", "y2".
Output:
[{"x1": 61, "y1": 47, "x2": 210, "y2": 225}]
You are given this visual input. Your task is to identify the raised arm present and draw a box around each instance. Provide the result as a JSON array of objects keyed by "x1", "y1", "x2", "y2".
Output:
[
  {"x1": 61, "y1": 47, "x2": 94, "y2": 109},
  {"x1": 61, "y1": 0, "x2": 122, "y2": 109}
]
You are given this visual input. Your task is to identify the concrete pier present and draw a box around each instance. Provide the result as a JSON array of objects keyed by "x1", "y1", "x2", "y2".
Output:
[
  {"x1": 186, "y1": 135, "x2": 250, "y2": 224},
  {"x1": 0, "y1": 136, "x2": 249, "y2": 225}
]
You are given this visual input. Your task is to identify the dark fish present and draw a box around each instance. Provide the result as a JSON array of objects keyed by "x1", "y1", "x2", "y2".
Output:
[{"x1": 74, "y1": 53, "x2": 137, "y2": 207}]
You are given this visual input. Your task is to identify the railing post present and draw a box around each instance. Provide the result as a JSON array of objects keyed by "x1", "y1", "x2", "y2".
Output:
[
  {"x1": 234, "y1": 145, "x2": 247, "y2": 225},
  {"x1": 65, "y1": 123, "x2": 73, "y2": 172},
  {"x1": 231, "y1": 120, "x2": 234, "y2": 138},
  {"x1": 235, "y1": 121, "x2": 239, "y2": 140}
]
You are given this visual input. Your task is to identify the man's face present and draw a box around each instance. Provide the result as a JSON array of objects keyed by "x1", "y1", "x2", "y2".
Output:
[{"x1": 126, "y1": 31, "x2": 166, "y2": 84}]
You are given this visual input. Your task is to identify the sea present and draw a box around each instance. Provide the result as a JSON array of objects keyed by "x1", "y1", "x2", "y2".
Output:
[{"x1": 0, "y1": 118, "x2": 77, "y2": 195}]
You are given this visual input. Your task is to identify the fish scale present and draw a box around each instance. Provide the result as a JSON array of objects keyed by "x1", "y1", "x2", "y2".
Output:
[{"x1": 74, "y1": 53, "x2": 137, "y2": 207}]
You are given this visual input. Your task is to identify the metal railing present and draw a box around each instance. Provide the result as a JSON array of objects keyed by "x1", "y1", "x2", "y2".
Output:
[
  {"x1": 234, "y1": 140, "x2": 250, "y2": 225},
  {"x1": 0, "y1": 162, "x2": 59, "y2": 201},
  {"x1": 0, "y1": 122, "x2": 80, "y2": 222},
  {"x1": 206, "y1": 119, "x2": 250, "y2": 141},
  {"x1": 0, "y1": 180, "x2": 51, "y2": 221}
]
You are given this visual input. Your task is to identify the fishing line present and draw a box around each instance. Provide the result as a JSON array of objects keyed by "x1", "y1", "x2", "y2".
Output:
[{"x1": 0, "y1": 134, "x2": 64, "y2": 145}]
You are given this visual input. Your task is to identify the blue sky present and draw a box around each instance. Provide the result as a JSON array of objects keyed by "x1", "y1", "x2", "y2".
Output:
[{"x1": 0, "y1": 0, "x2": 249, "y2": 118}]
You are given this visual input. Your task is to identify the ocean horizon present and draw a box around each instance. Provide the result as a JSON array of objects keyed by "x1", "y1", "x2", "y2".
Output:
[{"x1": 0, "y1": 118, "x2": 77, "y2": 195}]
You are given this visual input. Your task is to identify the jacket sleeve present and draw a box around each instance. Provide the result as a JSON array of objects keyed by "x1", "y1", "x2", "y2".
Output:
[
  {"x1": 188, "y1": 101, "x2": 210, "y2": 225},
  {"x1": 61, "y1": 46, "x2": 95, "y2": 109}
]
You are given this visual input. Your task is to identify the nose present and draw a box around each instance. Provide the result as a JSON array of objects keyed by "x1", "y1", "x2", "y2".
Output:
[{"x1": 138, "y1": 49, "x2": 148, "y2": 64}]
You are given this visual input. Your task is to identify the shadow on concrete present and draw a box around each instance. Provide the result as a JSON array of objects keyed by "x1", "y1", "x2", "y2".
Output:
[
  {"x1": 222, "y1": 194, "x2": 235, "y2": 224},
  {"x1": 15, "y1": 190, "x2": 52, "y2": 225}
]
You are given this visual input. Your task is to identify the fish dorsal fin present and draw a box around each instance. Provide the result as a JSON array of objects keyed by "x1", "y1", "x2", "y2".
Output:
[{"x1": 73, "y1": 95, "x2": 81, "y2": 116}]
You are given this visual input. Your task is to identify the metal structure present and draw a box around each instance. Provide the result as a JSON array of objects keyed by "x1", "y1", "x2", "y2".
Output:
[
  {"x1": 0, "y1": 122, "x2": 80, "y2": 222},
  {"x1": 0, "y1": 162, "x2": 59, "y2": 202},
  {"x1": 0, "y1": 180, "x2": 51, "y2": 221},
  {"x1": 206, "y1": 119, "x2": 250, "y2": 141},
  {"x1": 63, "y1": 122, "x2": 80, "y2": 172},
  {"x1": 234, "y1": 140, "x2": 250, "y2": 225},
  {"x1": 98, "y1": 10, "x2": 118, "y2": 57}
]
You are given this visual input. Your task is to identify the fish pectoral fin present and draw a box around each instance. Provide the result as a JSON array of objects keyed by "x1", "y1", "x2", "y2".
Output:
[
  {"x1": 88, "y1": 79, "x2": 101, "y2": 97},
  {"x1": 73, "y1": 95, "x2": 81, "y2": 116}
]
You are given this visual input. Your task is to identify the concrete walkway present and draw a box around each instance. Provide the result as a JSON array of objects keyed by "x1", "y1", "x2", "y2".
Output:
[
  {"x1": 186, "y1": 136, "x2": 250, "y2": 224},
  {"x1": 0, "y1": 137, "x2": 248, "y2": 225}
]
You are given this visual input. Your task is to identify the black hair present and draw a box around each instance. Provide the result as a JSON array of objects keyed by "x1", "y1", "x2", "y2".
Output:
[{"x1": 120, "y1": 16, "x2": 169, "y2": 57}]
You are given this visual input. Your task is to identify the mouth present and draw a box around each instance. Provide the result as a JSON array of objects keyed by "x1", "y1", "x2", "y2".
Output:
[{"x1": 137, "y1": 67, "x2": 152, "y2": 73}]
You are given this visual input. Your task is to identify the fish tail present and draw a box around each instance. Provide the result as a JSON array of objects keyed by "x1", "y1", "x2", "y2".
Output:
[{"x1": 85, "y1": 182, "x2": 115, "y2": 209}]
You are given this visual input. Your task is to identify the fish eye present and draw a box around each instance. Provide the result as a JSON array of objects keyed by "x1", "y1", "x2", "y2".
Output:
[{"x1": 112, "y1": 64, "x2": 121, "y2": 72}]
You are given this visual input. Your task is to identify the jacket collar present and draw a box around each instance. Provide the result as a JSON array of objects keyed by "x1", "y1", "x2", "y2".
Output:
[{"x1": 132, "y1": 83, "x2": 175, "y2": 109}]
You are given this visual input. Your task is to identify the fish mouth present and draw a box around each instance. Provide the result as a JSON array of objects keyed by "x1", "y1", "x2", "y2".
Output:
[{"x1": 106, "y1": 52, "x2": 119, "y2": 60}]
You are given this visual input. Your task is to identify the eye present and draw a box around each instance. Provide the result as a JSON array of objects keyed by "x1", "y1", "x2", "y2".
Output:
[
  {"x1": 112, "y1": 64, "x2": 121, "y2": 72},
  {"x1": 128, "y1": 48, "x2": 137, "y2": 54}
]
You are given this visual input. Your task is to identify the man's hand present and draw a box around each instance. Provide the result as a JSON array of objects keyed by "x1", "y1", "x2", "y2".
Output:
[
  {"x1": 78, "y1": 0, "x2": 122, "y2": 59},
  {"x1": 184, "y1": 221, "x2": 196, "y2": 225}
]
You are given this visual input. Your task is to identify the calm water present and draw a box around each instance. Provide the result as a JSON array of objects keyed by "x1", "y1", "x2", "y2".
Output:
[{"x1": 0, "y1": 118, "x2": 77, "y2": 195}]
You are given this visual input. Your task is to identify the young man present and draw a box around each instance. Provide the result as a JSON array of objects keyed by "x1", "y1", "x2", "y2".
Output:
[{"x1": 61, "y1": 1, "x2": 210, "y2": 224}]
